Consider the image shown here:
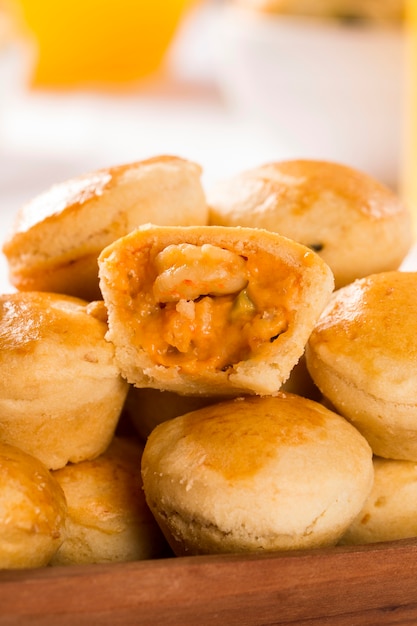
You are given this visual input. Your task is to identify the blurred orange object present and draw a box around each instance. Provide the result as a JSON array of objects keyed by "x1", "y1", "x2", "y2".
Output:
[{"x1": 8, "y1": 0, "x2": 195, "y2": 88}]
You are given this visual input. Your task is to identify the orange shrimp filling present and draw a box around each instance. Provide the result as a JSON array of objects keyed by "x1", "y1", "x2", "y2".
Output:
[{"x1": 126, "y1": 245, "x2": 299, "y2": 374}]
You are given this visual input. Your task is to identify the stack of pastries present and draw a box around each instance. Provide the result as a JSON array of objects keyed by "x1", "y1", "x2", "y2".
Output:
[{"x1": 0, "y1": 154, "x2": 415, "y2": 568}]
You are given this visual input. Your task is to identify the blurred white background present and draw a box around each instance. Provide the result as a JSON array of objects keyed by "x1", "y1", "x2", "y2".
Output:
[{"x1": 0, "y1": 0, "x2": 410, "y2": 291}]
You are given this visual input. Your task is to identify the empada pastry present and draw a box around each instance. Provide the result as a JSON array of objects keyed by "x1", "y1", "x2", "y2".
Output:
[
  {"x1": 98, "y1": 224, "x2": 334, "y2": 396},
  {"x1": 0, "y1": 292, "x2": 129, "y2": 469},
  {"x1": 208, "y1": 159, "x2": 413, "y2": 289},
  {"x1": 306, "y1": 271, "x2": 417, "y2": 460},
  {"x1": 50, "y1": 437, "x2": 168, "y2": 565},
  {"x1": 141, "y1": 394, "x2": 373, "y2": 555},
  {"x1": 340, "y1": 456, "x2": 417, "y2": 546},
  {"x1": 2, "y1": 156, "x2": 208, "y2": 301},
  {"x1": 0, "y1": 442, "x2": 67, "y2": 569}
]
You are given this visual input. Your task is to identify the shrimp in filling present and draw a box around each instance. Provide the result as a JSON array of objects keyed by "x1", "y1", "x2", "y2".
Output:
[{"x1": 123, "y1": 242, "x2": 298, "y2": 375}]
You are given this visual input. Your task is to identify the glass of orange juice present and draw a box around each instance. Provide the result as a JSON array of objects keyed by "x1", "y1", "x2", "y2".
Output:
[{"x1": 7, "y1": 0, "x2": 195, "y2": 88}]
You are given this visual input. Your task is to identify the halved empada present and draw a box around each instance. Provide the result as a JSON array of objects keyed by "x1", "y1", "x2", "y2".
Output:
[{"x1": 98, "y1": 224, "x2": 334, "y2": 396}]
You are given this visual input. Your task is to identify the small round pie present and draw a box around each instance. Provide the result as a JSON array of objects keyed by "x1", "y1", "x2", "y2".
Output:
[
  {"x1": 0, "y1": 442, "x2": 67, "y2": 569},
  {"x1": 340, "y1": 456, "x2": 417, "y2": 545},
  {"x1": 141, "y1": 393, "x2": 373, "y2": 555},
  {"x1": 306, "y1": 271, "x2": 417, "y2": 460},
  {"x1": 51, "y1": 437, "x2": 167, "y2": 565},
  {"x1": 98, "y1": 224, "x2": 334, "y2": 396},
  {"x1": 2, "y1": 156, "x2": 208, "y2": 300},
  {"x1": 208, "y1": 159, "x2": 412, "y2": 289},
  {"x1": 0, "y1": 292, "x2": 129, "y2": 469}
]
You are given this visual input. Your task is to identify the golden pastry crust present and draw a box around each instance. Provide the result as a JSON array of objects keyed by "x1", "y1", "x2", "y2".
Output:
[
  {"x1": 2, "y1": 156, "x2": 208, "y2": 301},
  {"x1": 124, "y1": 378, "x2": 318, "y2": 441},
  {"x1": 0, "y1": 292, "x2": 129, "y2": 469},
  {"x1": 50, "y1": 437, "x2": 167, "y2": 565},
  {"x1": 98, "y1": 223, "x2": 334, "y2": 396},
  {"x1": 305, "y1": 271, "x2": 417, "y2": 460},
  {"x1": 232, "y1": 0, "x2": 405, "y2": 23},
  {"x1": 141, "y1": 393, "x2": 374, "y2": 555},
  {"x1": 340, "y1": 457, "x2": 417, "y2": 545},
  {"x1": 208, "y1": 160, "x2": 413, "y2": 289},
  {"x1": 0, "y1": 442, "x2": 67, "y2": 569}
]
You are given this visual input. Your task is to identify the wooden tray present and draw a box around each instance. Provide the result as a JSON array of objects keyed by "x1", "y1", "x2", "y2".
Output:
[{"x1": 1, "y1": 538, "x2": 417, "y2": 625}]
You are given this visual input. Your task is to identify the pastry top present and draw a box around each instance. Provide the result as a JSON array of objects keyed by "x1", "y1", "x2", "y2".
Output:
[
  {"x1": 232, "y1": 0, "x2": 405, "y2": 23},
  {"x1": 50, "y1": 436, "x2": 168, "y2": 565},
  {"x1": 143, "y1": 393, "x2": 372, "y2": 486},
  {"x1": 0, "y1": 292, "x2": 122, "y2": 398},
  {"x1": 0, "y1": 442, "x2": 67, "y2": 568},
  {"x1": 53, "y1": 437, "x2": 154, "y2": 532},
  {"x1": 0, "y1": 292, "x2": 128, "y2": 470},
  {"x1": 98, "y1": 223, "x2": 334, "y2": 396},
  {"x1": 2, "y1": 155, "x2": 208, "y2": 300},
  {"x1": 208, "y1": 159, "x2": 413, "y2": 289},
  {"x1": 141, "y1": 393, "x2": 373, "y2": 554},
  {"x1": 306, "y1": 271, "x2": 417, "y2": 403},
  {"x1": 5, "y1": 156, "x2": 204, "y2": 238},
  {"x1": 0, "y1": 292, "x2": 105, "y2": 351},
  {"x1": 144, "y1": 393, "x2": 370, "y2": 482}
]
